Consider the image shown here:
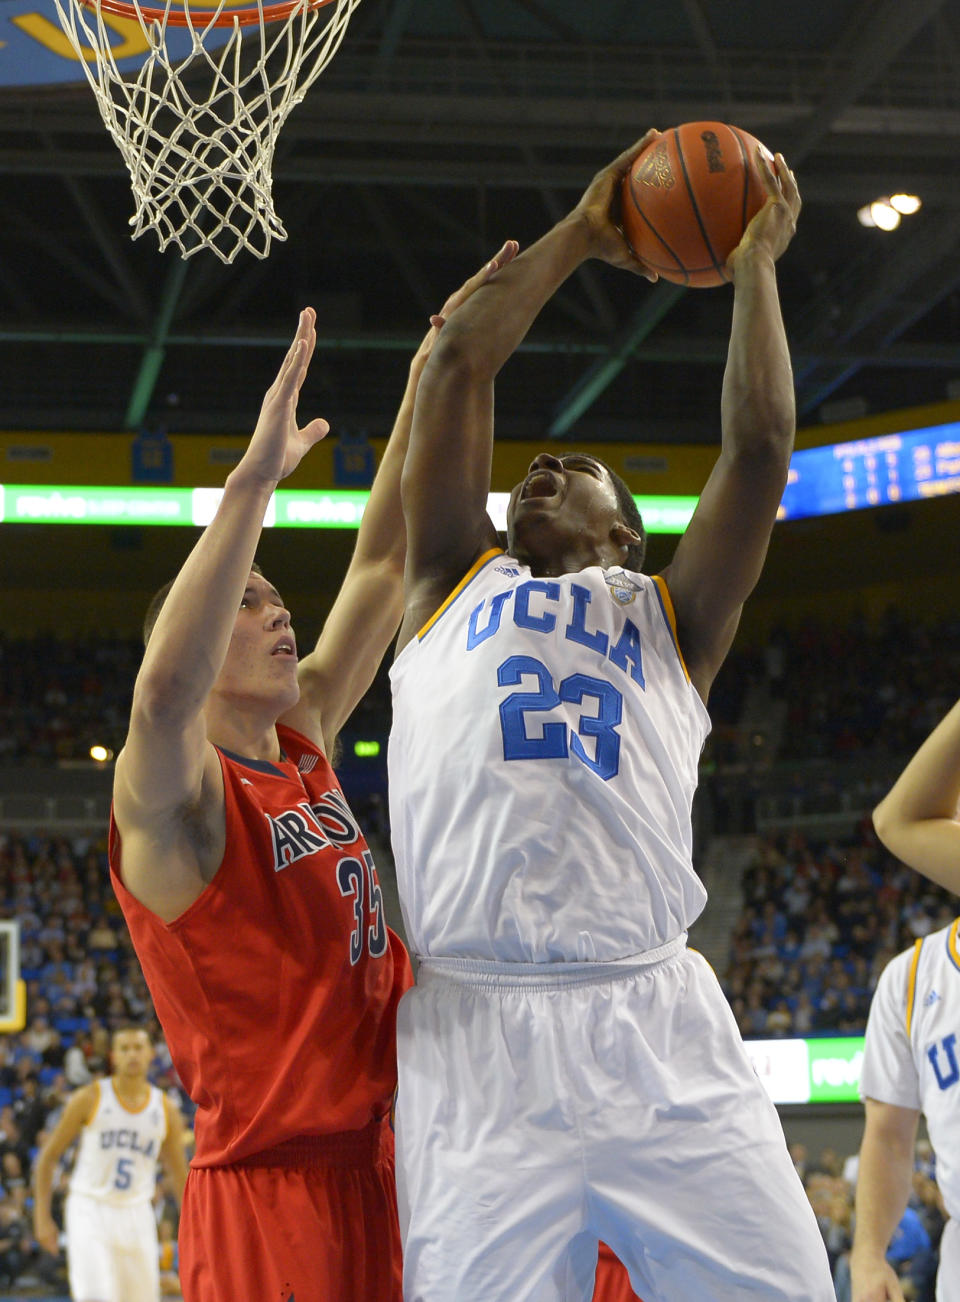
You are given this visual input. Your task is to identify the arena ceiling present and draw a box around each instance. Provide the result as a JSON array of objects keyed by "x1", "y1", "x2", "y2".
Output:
[{"x1": 1, "y1": 0, "x2": 960, "y2": 444}]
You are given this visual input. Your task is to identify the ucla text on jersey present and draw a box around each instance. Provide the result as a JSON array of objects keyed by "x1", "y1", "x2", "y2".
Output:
[
  {"x1": 98, "y1": 1128, "x2": 156, "y2": 1157},
  {"x1": 466, "y1": 579, "x2": 646, "y2": 689}
]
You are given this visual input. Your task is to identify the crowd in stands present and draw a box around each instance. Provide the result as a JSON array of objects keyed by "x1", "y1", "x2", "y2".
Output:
[
  {"x1": 723, "y1": 821, "x2": 957, "y2": 1040},
  {"x1": 0, "y1": 636, "x2": 140, "y2": 767},
  {"x1": 0, "y1": 830, "x2": 190, "y2": 1295},
  {"x1": 795, "y1": 1138, "x2": 944, "y2": 1302},
  {"x1": 707, "y1": 608, "x2": 960, "y2": 764}
]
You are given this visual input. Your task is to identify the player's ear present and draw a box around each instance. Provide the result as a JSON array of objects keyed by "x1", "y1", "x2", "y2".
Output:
[{"x1": 611, "y1": 521, "x2": 641, "y2": 550}]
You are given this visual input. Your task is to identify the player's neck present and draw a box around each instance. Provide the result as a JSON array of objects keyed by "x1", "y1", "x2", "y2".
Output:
[
  {"x1": 511, "y1": 521, "x2": 624, "y2": 577},
  {"x1": 205, "y1": 700, "x2": 282, "y2": 763},
  {"x1": 112, "y1": 1074, "x2": 149, "y2": 1107},
  {"x1": 514, "y1": 542, "x2": 616, "y2": 578}
]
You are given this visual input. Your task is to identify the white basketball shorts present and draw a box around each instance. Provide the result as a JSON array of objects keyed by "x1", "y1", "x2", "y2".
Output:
[
  {"x1": 65, "y1": 1191, "x2": 159, "y2": 1302},
  {"x1": 939, "y1": 1217, "x2": 960, "y2": 1302},
  {"x1": 395, "y1": 941, "x2": 835, "y2": 1302}
]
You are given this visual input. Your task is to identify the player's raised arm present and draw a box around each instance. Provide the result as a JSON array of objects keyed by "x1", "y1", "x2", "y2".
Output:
[
  {"x1": 872, "y1": 697, "x2": 960, "y2": 893},
  {"x1": 113, "y1": 310, "x2": 328, "y2": 918},
  {"x1": 659, "y1": 151, "x2": 801, "y2": 701},
  {"x1": 398, "y1": 135, "x2": 661, "y2": 645},
  {"x1": 285, "y1": 246, "x2": 518, "y2": 751},
  {"x1": 33, "y1": 1085, "x2": 96, "y2": 1256}
]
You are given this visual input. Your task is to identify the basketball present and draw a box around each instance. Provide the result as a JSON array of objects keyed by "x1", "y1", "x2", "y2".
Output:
[{"x1": 621, "y1": 122, "x2": 773, "y2": 288}]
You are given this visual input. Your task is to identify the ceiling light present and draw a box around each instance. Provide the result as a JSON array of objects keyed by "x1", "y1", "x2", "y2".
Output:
[
  {"x1": 857, "y1": 204, "x2": 876, "y2": 228},
  {"x1": 889, "y1": 193, "x2": 922, "y2": 215},
  {"x1": 870, "y1": 200, "x2": 901, "y2": 231}
]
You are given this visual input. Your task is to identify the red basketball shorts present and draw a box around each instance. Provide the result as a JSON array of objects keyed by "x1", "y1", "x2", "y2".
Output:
[
  {"x1": 179, "y1": 1118, "x2": 402, "y2": 1302},
  {"x1": 593, "y1": 1243, "x2": 643, "y2": 1302}
]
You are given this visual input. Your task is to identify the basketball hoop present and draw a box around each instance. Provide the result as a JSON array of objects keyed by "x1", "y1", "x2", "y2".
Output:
[{"x1": 52, "y1": 0, "x2": 362, "y2": 262}]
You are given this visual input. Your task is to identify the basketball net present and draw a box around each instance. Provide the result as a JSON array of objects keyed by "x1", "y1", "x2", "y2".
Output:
[{"x1": 53, "y1": 0, "x2": 362, "y2": 262}]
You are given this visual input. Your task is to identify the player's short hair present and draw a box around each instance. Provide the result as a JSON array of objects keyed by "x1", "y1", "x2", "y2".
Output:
[
  {"x1": 143, "y1": 561, "x2": 263, "y2": 646},
  {"x1": 111, "y1": 1024, "x2": 151, "y2": 1045},
  {"x1": 570, "y1": 454, "x2": 647, "y2": 571}
]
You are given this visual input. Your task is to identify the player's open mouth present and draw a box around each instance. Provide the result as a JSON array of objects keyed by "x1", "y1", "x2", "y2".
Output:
[
  {"x1": 271, "y1": 638, "x2": 296, "y2": 658},
  {"x1": 520, "y1": 470, "x2": 561, "y2": 501}
]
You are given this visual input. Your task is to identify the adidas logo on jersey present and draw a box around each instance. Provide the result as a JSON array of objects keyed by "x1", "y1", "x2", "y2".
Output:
[
  {"x1": 925, "y1": 989, "x2": 941, "y2": 1007},
  {"x1": 495, "y1": 565, "x2": 520, "y2": 576}
]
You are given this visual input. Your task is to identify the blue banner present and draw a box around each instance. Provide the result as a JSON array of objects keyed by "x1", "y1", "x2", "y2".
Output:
[{"x1": 0, "y1": 0, "x2": 230, "y2": 86}]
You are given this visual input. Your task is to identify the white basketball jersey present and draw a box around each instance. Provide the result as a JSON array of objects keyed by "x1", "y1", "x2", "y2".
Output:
[
  {"x1": 388, "y1": 551, "x2": 711, "y2": 961},
  {"x1": 860, "y1": 918, "x2": 960, "y2": 1218},
  {"x1": 70, "y1": 1078, "x2": 167, "y2": 1206}
]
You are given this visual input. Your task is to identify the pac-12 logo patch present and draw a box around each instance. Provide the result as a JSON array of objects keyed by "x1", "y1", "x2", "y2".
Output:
[{"x1": 604, "y1": 571, "x2": 642, "y2": 606}]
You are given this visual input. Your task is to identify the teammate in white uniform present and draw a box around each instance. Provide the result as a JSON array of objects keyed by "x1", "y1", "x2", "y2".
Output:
[
  {"x1": 33, "y1": 1026, "x2": 188, "y2": 1302},
  {"x1": 390, "y1": 135, "x2": 834, "y2": 1300},
  {"x1": 854, "y1": 924, "x2": 960, "y2": 1302},
  {"x1": 852, "y1": 696, "x2": 960, "y2": 1302}
]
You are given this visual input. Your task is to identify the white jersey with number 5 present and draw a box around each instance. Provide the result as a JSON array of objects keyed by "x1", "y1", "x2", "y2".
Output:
[
  {"x1": 860, "y1": 917, "x2": 960, "y2": 1219},
  {"x1": 388, "y1": 551, "x2": 711, "y2": 961},
  {"x1": 70, "y1": 1077, "x2": 168, "y2": 1206}
]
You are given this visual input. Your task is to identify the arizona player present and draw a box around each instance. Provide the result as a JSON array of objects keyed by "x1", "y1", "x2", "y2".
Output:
[
  {"x1": 852, "y1": 697, "x2": 960, "y2": 1301},
  {"x1": 389, "y1": 136, "x2": 834, "y2": 1299},
  {"x1": 110, "y1": 250, "x2": 515, "y2": 1302},
  {"x1": 33, "y1": 1025, "x2": 187, "y2": 1302}
]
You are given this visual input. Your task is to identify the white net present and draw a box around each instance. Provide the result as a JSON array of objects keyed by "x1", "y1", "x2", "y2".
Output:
[{"x1": 53, "y1": 0, "x2": 362, "y2": 262}]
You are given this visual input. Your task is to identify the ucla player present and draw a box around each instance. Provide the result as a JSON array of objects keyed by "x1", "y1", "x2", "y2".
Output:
[
  {"x1": 851, "y1": 697, "x2": 960, "y2": 1302},
  {"x1": 389, "y1": 134, "x2": 835, "y2": 1300},
  {"x1": 852, "y1": 925, "x2": 959, "y2": 1302},
  {"x1": 33, "y1": 1026, "x2": 187, "y2": 1302}
]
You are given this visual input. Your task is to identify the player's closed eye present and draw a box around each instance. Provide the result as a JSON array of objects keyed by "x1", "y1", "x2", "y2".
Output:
[{"x1": 562, "y1": 457, "x2": 602, "y2": 477}]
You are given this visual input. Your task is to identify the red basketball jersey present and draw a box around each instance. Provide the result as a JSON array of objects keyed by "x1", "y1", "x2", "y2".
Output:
[{"x1": 110, "y1": 724, "x2": 412, "y2": 1166}]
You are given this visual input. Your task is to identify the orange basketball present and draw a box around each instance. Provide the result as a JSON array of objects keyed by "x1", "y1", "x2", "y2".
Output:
[{"x1": 621, "y1": 122, "x2": 773, "y2": 288}]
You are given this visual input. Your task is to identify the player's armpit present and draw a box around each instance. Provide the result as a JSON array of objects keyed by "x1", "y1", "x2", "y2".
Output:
[
  {"x1": 658, "y1": 440, "x2": 789, "y2": 699},
  {"x1": 114, "y1": 694, "x2": 212, "y2": 828},
  {"x1": 113, "y1": 743, "x2": 226, "y2": 922}
]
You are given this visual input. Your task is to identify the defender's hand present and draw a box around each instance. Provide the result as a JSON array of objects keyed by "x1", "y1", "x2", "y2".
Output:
[
  {"x1": 234, "y1": 309, "x2": 330, "y2": 488},
  {"x1": 411, "y1": 240, "x2": 520, "y2": 376}
]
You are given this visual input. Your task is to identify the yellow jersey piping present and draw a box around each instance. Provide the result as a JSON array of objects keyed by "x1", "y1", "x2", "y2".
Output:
[
  {"x1": 417, "y1": 548, "x2": 504, "y2": 641},
  {"x1": 906, "y1": 937, "x2": 925, "y2": 1036},
  {"x1": 651, "y1": 574, "x2": 691, "y2": 682},
  {"x1": 113, "y1": 1079, "x2": 153, "y2": 1115},
  {"x1": 947, "y1": 917, "x2": 960, "y2": 975},
  {"x1": 83, "y1": 1078, "x2": 101, "y2": 1128}
]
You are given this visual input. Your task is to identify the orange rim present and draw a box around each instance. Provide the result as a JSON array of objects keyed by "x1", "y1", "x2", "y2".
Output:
[{"x1": 83, "y1": 0, "x2": 334, "y2": 27}]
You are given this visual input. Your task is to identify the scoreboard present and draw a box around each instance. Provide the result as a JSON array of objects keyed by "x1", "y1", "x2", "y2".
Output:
[{"x1": 779, "y1": 420, "x2": 960, "y2": 521}]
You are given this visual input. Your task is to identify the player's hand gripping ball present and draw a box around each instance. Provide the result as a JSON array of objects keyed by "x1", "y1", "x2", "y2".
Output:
[{"x1": 621, "y1": 122, "x2": 774, "y2": 287}]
